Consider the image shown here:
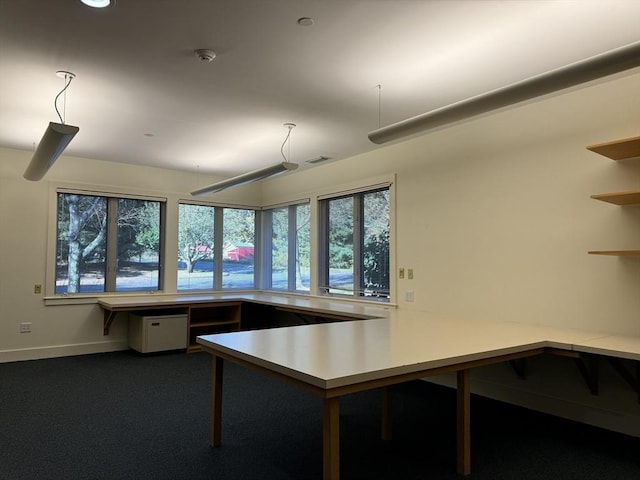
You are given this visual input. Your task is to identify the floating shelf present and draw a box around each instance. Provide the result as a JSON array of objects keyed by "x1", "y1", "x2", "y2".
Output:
[
  {"x1": 587, "y1": 137, "x2": 640, "y2": 160},
  {"x1": 587, "y1": 137, "x2": 640, "y2": 257},
  {"x1": 586, "y1": 136, "x2": 640, "y2": 160},
  {"x1": 590, "y1": 191, "x2": 640, "y2": 205},
  {"x1": 588, "y1": 250, "x2": 640, "y2": 256},
  {"x1": 189, "y1": 319, "x2": 241, "y2": 328},
  {"x1": 187, "y1": 302, "x2": 242, "y2": 353}
]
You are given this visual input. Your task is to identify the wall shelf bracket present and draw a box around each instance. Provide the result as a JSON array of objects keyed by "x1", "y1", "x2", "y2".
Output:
[
  {"x1": 606, "y1": 357, "x2": 640, "y2": 404},
  {"x1": 547, "y1": 349, "x2": 599, "y2": 395},
  {"x1": 103, "y1": 310, "x2": 117, "y2": 335},
  {"x1": 574, "y1": 354, "x2": 599, "y2": 396},
  {"x1": 509, "y1": 358, "x2": 528, "y2": 380}
]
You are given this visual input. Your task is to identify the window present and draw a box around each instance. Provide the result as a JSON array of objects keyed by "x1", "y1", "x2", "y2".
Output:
[
  {"x1": 319, "y1": 187, "x2": 390, "y2": 301},
  {"x1": 177, "y1": 204, "x2": 215, "y2": 291},
  {"x1": 262, "y1": 202, "x2": 310, "y2": 292},
  {"x1": 177, "y1": 203, "x2": 257, "y2": 291},
  {"x1": 222, "y1": 208, "x2": 255, "y2": 289},
  {"x1": 55, "y1": 192, "x2": 164, "y2": 294}
]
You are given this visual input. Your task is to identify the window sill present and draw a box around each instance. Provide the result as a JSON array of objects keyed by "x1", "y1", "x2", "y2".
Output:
[{"x1": 44, "y1": 291, "x2": 165, "y2": 307}]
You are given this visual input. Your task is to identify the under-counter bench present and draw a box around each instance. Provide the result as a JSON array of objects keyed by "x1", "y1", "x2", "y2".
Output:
[{"x1": 98, "y1": 293, "x2": 390, "y2": 352}]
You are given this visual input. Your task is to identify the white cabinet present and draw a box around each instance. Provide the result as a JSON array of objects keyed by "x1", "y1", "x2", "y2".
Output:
[{"x1": 128, "y1": 313, "x2": 188, "y2": 353}]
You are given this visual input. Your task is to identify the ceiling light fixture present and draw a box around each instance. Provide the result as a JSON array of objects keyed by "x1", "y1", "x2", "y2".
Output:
[
  {"x1": 24, "y1": 71, "x2": 80, "y2": 181},
  {"x1": 368, "y1": 41, "x2": 640, "y2": 144},
  {"x1": 80, "y1": 0, "x2": 112, "y2": 8},
  {"x1": 191, "y1": 123, "x2": 299, "y2": 196}
]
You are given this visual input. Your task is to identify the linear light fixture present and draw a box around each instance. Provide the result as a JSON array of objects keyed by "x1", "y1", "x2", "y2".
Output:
[
  {"x1": 24, "y1": 122, "x2": 80, "y2": 181},
  {"x1": 24, "y1": 71, "x2": 79, "y2": 181},
  {"x1": 191, "y1": 161, "x2": 298, "y2": 196},
  {"x1": 368, "y1": 41, "x2": 640, "y2": 144},
  {"x1": 80, "y1": 0, "x2": 112, "y2": 8},
  {"x1": 191, "y1": 123, "x2": 299, "y2": 196}
]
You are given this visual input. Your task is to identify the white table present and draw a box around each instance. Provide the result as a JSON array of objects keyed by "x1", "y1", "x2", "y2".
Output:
[
  {"x1": 197, "y1": 311, "x2": 609, "y2": 479},
  {"x1": 573, "y1": 334, "x2": 640, "y2": 361}
]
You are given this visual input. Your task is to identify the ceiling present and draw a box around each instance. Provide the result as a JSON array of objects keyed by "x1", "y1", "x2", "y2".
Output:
[{"x1": 1, "y1": 0, "x2": 639, "y2": 178}]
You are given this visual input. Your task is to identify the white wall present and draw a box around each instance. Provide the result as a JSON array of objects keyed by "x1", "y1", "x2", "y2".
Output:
[
  {"x1": 261, "y1": 71, "x2": 640, "y2": 435},
  {"x1": 263, "y1": 71, "x2": 640, "y2": 334},
  {"x1": 1, "y1": 70, "x2": 638, "y2": 434},
  {"x1": 0, "y1": 150, "x2": 262, "y2": 360}
]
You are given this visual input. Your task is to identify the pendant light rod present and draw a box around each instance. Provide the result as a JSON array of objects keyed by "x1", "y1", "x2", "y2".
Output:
[
  {"x1": 190, "y1": 162, "x2": 298, "y2": 196},
  {"x1": 368, "y1": 41, "x2": 640, "y2": 144}
]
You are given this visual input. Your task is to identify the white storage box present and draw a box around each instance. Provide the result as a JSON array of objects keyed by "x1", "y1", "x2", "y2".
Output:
[{"x1": 128, "y1": 313, "x2": 188, "y2": 353}]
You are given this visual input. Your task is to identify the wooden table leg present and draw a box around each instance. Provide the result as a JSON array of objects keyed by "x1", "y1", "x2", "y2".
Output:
[
  {"x1": 323, "y1": 397, "x2": 340, "y2": 480},
  {"x1": 211, "y1": 355, "x2": 224, "y2": 447},
  {"x1": 456, "y1": 369, "x2": 471, "y2": 476},
  {"x1": 381, "y1": 386, "x2": 393, "y2": 441}
]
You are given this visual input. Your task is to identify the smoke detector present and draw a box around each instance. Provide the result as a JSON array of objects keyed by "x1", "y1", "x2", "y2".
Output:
[{"x1": 194, "y1": 49, "x2": 216, "y2": 62}]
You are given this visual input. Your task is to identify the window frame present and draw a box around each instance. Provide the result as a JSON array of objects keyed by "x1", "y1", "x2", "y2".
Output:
[
  {"x1": 177, "y1": 200, "x2": 260, "y2": 292},
  {"x1": 47, "y1": 185, "x2": 167, "y2": 298},
  {"x1": 45, "y1": 175, "x2": 394, "y2": 305},
  {"x1": 317, "y1": 182, "x2": 392, "y2": 302},
  {"x1": 260, "y1": 199, "x2": 311, "y2": 293}
]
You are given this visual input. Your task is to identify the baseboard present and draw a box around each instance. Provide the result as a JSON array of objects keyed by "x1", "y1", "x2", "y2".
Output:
[
  {"x1": 0, "y1": 339, "x2": 129, "y2": 363},
  {"x1": 426, "y1": 374, "x2": 640, "y2": 438}
]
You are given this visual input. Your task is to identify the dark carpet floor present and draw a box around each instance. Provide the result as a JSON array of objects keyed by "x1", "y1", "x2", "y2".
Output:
[{"x1": 1, "y1": 350, "x2": 638, "y2": 479}]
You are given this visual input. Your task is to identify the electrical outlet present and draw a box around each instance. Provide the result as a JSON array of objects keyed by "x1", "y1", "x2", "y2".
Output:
[
  {"x1": 20, "y1": 322, "x2": 32, "y2": 333},
  {"x1": 405, "y1": 291, "x2": 414, "y2": 302},
  {"x1": 408, "y1": 269, "x2": 414, "y2": 280},
  {"x1": 399, "y1": 268, "x2": 405, "y2": 279},
  {"x1": 34, "y1": 284, "x2": 42, "y2": 294}
]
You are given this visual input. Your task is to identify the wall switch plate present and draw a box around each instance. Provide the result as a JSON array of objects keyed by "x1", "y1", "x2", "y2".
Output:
[
  {"x1": 399, "y1": 268, "x2": 405, "y2": 279},
  {"x1": 34, "y1": 284, "x2": 42, "y2": 294},
  {"x1": 20, "y1": 322, "x2": 32, "y2": 333},
  {"x1": 408, "y1": 269, "x2": 414, "y2": 280},
  {"x1": 405, "y1": 291, "x2": 414, "y2": 302}
]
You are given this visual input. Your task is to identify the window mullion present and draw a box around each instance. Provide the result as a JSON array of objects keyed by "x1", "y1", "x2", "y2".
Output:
[
  {"x1": 353, "y1": 194, "x2": 364, "y2": 297},
  {"x1": 317, "y1": 200, "x2": 329, "y2": 295},
  {"x1": 105, "y1": 197, "x2": 118, "y2": 292},
  {"x1": 213, "y1": 207, "x2": 224, "y2": 290},
  {"x1": 287, "y1": 205, "x2": 297, "y2": 291},
  {"x1": 253, "y1": 210, "x2": 263, "y2": 289}
]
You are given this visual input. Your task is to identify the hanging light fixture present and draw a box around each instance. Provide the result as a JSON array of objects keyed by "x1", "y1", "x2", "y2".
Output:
[
  {"x1": 368, "y1": 41, "x2": 640, "y2": 144},
  {"x1": 24, "y1": 71, "x2": 80, "y2": 181},
  {"x1": 191, "y1": 123, "x2": 299, "y2": 196},
  {"x1": 80, "y1": 0, "x2": 112, "y2": 8}
]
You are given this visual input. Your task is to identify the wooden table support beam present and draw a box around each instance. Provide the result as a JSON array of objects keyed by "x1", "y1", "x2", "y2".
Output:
[
  {"x1": 323, "y1": 397, "x2": 340, "y2": 480},
  {"x1": 457, "y1": 369, "x2": 471, "y2": 476},
  {"x1": 211, "y1": 355, "x2": 224, "y2": 447},
  {"x1": 381, "y1": 386, "x2": 393, "y2": 442}
]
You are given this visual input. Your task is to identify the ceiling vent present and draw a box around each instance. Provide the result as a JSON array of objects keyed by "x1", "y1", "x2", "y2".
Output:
[
  {"x1": 194, "y1": 49, "x2": 216, "y2": 62},
  {"x1": 305, "y1": 155, "x2": 332, "y2": 164}
]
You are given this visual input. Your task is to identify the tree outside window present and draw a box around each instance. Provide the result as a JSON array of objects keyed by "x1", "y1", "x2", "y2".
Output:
[
  {"x1": 177, "y1": 204, "x2": 256, "y2": 291},
  {"x1": 264, "y1": 203, "x2": 310, "y2": 292},
  {"x1": 56, "y1": 193, "x2": 162, "y2": 294},
  {"x1": 321, "y1": 187, "x2": 390, "y2": 300}
]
